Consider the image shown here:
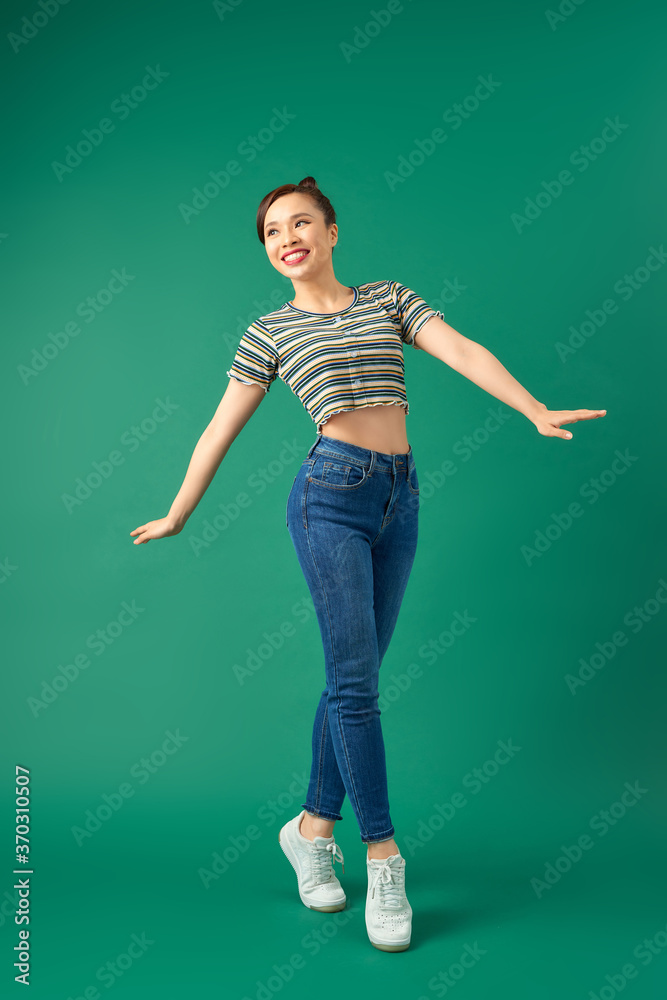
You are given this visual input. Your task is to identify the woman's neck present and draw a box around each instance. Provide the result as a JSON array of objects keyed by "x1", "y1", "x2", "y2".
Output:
[{"x1": 289, "y1": 277, "x2": 354, "y2": 313}]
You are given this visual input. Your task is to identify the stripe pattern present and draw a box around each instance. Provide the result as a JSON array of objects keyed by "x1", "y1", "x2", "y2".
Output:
[{"x1": 226, "y1": 279, "x2": 443, "y2": 433}]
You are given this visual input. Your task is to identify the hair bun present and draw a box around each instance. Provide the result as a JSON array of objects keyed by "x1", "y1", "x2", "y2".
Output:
[{"x1": 298, "y1": 176, "x2": 318, "y2": 190}]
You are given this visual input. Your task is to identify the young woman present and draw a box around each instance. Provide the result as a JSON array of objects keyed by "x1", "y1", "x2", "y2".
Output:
[{"x1": 130, "y1": 176, "x2": 606, "y2": 952}]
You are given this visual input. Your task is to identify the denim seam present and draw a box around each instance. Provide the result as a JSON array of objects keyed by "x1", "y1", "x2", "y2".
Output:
[
  {"x1": 304, "y1": 519, "x2": 368, "y2": 840},
  {"x1": 362, "y1": 825, "x2": 396, "y2": 844},
  {"x1": 313, "y1": 701, "x2": 328, "y2": 811},
  {"x1": 301, "y1": 804, "x2": 343, "y2": 822},
  {"x1": 302, "y1": 474, "x2": 309, "y2": 529},
  {"x1": 315, "y1": 449, "x2": 395, "y2": 473},
  {"x1": 315, "y1": 448, "x2": 371, "y2": 467},
  {"x1": 370, "y1": 471, "x2": 399, "y2": 549},
  {"x1": 308, "y1": 475, "x2": 369, "y2": 491}
]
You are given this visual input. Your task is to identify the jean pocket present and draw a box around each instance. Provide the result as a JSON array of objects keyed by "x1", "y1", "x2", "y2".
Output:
[{"x1": 308, "y1": 457, "x2": 368, "y2": 490}]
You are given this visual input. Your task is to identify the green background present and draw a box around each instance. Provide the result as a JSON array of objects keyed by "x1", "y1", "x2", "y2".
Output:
[{"x1": 2, "y1": 0, "x2": 666, "y2": 996}]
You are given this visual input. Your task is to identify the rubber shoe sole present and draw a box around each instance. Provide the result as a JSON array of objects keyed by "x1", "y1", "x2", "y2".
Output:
[{"x1": 367, "y1": 931, "x2": 411, "y2": 952}]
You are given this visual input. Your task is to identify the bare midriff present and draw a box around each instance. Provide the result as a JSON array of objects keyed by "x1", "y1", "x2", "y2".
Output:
[{"x1": 319, "y1": 402, "x2": 411, "y2": 455}]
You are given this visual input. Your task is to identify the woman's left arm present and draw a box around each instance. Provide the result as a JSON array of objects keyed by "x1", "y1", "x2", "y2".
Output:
[{"x1": 413, "y1": 315, "x2": 606, "y2": 441}]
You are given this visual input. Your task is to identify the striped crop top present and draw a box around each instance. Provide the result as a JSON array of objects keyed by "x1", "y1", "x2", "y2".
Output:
[{"x1": 225, "y1": 278, "x2": 444, "y2": 434}]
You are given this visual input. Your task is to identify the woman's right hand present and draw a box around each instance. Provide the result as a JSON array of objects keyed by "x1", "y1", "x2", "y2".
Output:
[{"x1": 130, "y1": 516, "x2": 183, "y2": 545}]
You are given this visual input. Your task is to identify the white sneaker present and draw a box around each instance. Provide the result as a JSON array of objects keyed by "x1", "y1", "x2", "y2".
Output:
[
  {"x1": 366, "y1": 853, "x2": 412, "y2": 951},
  {"x1": 279, "y1": 810, "x2": 346, "y2": 912}
]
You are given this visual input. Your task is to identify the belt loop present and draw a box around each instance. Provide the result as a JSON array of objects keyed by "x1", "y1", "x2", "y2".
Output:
[{"x1": 307, "y1": 433, "x2": 322, "y2": 458}]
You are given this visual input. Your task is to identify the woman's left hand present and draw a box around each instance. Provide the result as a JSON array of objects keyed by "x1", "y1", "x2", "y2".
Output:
[{"x1": 530, "y1": 403, "x2": 607, "y2": 440}]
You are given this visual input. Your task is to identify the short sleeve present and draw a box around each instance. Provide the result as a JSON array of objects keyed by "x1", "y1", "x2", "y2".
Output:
[
  {"x1": 389, "y1": 280, "x2": 444, "y2": 350},
  {"x1": 226, "y1": 320, "x2": 279, "y2": 393}
]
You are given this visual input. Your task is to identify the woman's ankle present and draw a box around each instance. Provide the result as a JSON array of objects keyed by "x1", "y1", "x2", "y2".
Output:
[
  {"x1": 300, "y1": 810, "x2": 335, "y2": 840},
  {"x1": 367, "y1": 837, "x2": 399, "y2": 860}
]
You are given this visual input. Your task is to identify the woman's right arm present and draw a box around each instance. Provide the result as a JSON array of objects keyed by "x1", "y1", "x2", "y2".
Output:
[{"x1": 130, "y1": 379, "x2": 267, "y2": 544}]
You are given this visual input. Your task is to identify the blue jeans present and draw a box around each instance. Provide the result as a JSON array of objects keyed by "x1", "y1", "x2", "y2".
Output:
[{"x1": 286, "y1": 432, "x2": 420, "y2": 844}]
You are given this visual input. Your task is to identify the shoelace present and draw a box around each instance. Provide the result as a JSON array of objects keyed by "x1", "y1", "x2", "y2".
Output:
[
  {"x1": 310, "y1": 839, "x2": 345, "y2": 878},
  {"x1": 369, "y1": 859, "x2": 405, "y2": 907}
]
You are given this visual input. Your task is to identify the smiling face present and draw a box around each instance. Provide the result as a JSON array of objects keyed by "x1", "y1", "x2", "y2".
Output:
[{"x1": 263, "y1": 191, "x2": 337, "y2": 279}]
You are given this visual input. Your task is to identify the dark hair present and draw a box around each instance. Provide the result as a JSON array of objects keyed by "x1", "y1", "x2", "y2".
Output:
[{"x1": 256, "y1": 176, "x2": 337, "y2": 252}]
